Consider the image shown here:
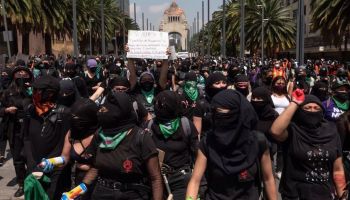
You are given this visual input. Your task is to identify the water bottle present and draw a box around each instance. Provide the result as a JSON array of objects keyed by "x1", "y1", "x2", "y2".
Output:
[{"x1": 61, "y1": 183, "x2": 87, "y2": 200}]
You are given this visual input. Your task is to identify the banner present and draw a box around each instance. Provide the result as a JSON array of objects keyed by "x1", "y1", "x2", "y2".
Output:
[{"x1": 127, "y1": 30, "x2": 169, "y2": 59}]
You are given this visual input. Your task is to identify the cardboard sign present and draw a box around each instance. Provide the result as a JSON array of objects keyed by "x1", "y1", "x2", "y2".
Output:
[{"x1": 127, "y1": 30, "x2": 169, "y2": 59}]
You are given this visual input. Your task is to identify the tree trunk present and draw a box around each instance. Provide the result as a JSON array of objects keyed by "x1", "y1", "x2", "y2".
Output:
[
  {"x1": 22, "y1": 32, "x2": 30, "y2": 55},
  {"x1": 44, "y1": 33, "x2": 52, "y2": 55}
]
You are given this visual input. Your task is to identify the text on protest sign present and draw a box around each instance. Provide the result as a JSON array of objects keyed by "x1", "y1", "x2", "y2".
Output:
[{"x1": 127, "y1": 31, "x2": 169, "y2": 59}]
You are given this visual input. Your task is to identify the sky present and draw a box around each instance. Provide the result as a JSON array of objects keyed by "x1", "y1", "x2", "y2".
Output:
[{"x1": 129, "y1": 0, "x2": 222, "y2": 31}]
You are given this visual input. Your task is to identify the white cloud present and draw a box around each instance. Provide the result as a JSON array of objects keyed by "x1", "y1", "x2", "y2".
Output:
[{"x1": 148, "y1": 3, "x2": 169, "y2": 14}]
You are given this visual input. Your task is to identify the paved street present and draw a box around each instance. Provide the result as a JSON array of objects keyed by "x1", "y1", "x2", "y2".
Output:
[{"x1": 0, "y1": 148, "x2": 23, "y2": 200}]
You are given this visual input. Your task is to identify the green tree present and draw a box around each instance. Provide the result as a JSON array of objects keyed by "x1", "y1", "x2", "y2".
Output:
[
  {"x1": 311, "y1": 0, "x2": 350, "y2": 50},
  {"x1": 199, "y1": 0, "x2": 295, "y2": 57}
]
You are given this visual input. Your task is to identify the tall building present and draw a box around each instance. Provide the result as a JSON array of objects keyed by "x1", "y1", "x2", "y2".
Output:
[
  {"x1": 283, "y1": 0, "x2": 349, "y2": 59},
  {"x1": 116, "y1": 0, "x2": 130, "y2": 16},
  {"x1": 159, "y1": 1, "x2": 189, "y2": 51}
]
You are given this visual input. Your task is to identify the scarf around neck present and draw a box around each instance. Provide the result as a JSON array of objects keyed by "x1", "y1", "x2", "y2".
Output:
[
  {"x1": 141, "y1": 88, "x2": 155, "y2": 104},
  {"x1": 98, "y1": 129, "x2": 128, "y2": 150},
  {"x1": 159, "y1": 118, "x2": 180, "y2": 139}
]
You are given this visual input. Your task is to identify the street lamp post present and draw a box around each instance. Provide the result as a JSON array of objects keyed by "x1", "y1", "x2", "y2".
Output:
[
  {"x1": 257, "y1": 5, "x2": 264, "y2": 60},
  {"x1": 89, "y1": 18, "x2": 94, "y2": 56},
  {"x1": 240, "y1": 0, "x2": 245, "y2": 60},
  {"x1": 296, "y1": 0, "x2": 305, "y2": 65},
  {"x1": 73, "y1": 0, "x2": 78, "y2": 57},
  {"x1": 222, "y1": 0, "x2": 226, "y2": 58}
]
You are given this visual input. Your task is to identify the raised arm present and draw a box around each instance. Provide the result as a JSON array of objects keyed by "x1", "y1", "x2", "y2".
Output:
[{"x1": 270, "y1": 89, "x2": 304, "y2": 142}]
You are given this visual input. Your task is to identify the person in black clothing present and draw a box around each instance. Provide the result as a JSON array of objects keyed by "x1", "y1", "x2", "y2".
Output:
[
  {"x1": 62, "y1": 62, "x2": 89, "y2": 98},
  {"x1": 193, "y1": 72, "x2": 227, "y2": 137},
  {"x1": 233, "y1": 74, "x2": 250, "y2": 98},
  {"x1": 57, "y1": 79, "x2": 81, "y2": 107},
  {"x1": 81, "y1": 92, "x2": 163, "y2": 200},
  {"x1": 149, "y1": 90, "x2": 198, "y2": 200},
  {"x1": 186, "y1": 90, "x2": 277, "y2": 200},
  {"x1": 84, "y1": 59, "x2": 103, "y2": 96},
  {"x1": 46, "y1": 98, "x2": 99, "y2": 200},
  {"x1": 0, "y1": 66, "x2": 33, "y2": 197},
  {"x1": 251, "y1": 87, "x2": 279, "y2": 158},
  {"x1": 311, "y1": 81, "x2": 329, "y2": 102},
  {"x1": 270, "y1": 92, "x2": 346, "y2": 200},
  {"x1": 178, "y1": 71, "x2": 202, "y2": 120},
  {"x1": 23, "y1": 75, "x2": 72, "y2": 200}
]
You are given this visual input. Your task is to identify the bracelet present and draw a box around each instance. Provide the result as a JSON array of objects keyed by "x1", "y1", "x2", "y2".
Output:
[{"x1": 291, "y1": 100, "x2": 299, "y2": 105}]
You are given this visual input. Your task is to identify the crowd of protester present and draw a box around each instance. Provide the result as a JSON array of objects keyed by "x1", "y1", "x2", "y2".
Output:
[{"x1": 0, "y1": 50, "x2": 349, "y2": 200}]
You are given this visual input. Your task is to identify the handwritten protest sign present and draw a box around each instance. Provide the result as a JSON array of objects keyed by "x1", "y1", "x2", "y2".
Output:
[{"x1": 127, "y1": 30, "x2": 169, "y2": 59}]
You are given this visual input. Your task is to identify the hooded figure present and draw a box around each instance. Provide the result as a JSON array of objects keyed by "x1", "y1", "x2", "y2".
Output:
[
  {"x1": 58, "y1": 79, "x2": 80, "y2": 107},
  {"x1": 311, "y1": 81, "x2": 329, "y2": 102},
  {"x1": 205, "y1": 72, "x2": 227, "y2": 99},
  {"x1": 233, "y1": 74, "x2": 250, "y2": 97}
]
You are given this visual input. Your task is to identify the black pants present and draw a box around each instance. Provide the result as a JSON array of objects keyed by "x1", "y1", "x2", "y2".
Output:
[
  {"x1": 41, "y1": 166, "x2": 72, "y2": 200},
  {"x1": 10, "y1": 131, "x2": 26, "y2": 185},
  {"x1": 166, "y1": 171, "x2": 192, "y2": 200},
  {"x1": 91, "y1": 183, "x2": 150, "y2": 200}
]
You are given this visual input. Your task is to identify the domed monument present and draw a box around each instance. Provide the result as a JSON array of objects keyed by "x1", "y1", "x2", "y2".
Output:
[{"x1": 159, "y1": 1, "x2": 189, "y2": 51}]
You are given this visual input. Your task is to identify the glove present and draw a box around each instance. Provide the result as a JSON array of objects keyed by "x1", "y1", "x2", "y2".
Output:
[
  {"x1": 61, "y1": 183, "x2": 87, "y2": 200},
  {"x1": 292, "y1": 88, "x2": 305, "y2": 105},
  {"x1": 39, "y1": 158, "x2": 54, "y2": 173}
]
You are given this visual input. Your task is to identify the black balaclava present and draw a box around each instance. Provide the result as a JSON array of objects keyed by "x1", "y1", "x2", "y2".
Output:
[
  {"x1": 97, "y1": 92, "x2": 136, "y2": 135},
  {"x1": 154, "y1": 91, "x2": 182, "y2": 124},
  {"x1": 70, "y1": 98, "x2": 99, "y2": 140},
  {"x1": 311, "y1": 81, "x2": 329, "y2": 102},
  {"x1": 251, "y1": 86, "x2": 277, "y2": 120},
  {"x1": 205, "y1": 72, "x2": 227, "y2": 99},
  {"x1": 11, "y1": 66, "x2": 33, "y2": 89},
  {"x1": 0, "y1": 67, "x2": 13, "y2": 89},
  {"x1": 293, "y1": 95, "x2": 324, "y2": 129},
  {"x1": 234, "y1": 74, "x2": 250, "y2": 97},
  {"x1": 208, "y1": 90, "x2": 258, "y2": 175},
  {"x1": 58, "y1": 79, "x2": 79, "y2": 107},
  {"x1": 139, "y1": 72, "x2": 155, "y2": 92},
  {"x1": 109, "y1": 76, "x2": 130, "y2": 91}
]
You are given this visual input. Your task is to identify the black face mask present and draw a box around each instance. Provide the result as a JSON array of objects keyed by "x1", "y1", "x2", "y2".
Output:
[
  {"x1": 251, "y1": 101, "x2": 268, "y2": 112},
  {"x1": 213, "y1": 110, "x2": 238, "y2": 130},
  {"x1": 295, "y1": 109, "x2": 323, "y2": 129},
  {"x1": 90, "y1": 67, "x2": 97, "y2": 73},
  {"x1": 334, "y1": 91, "x2": 349, "y2": 102},
  {"x1": 206, "y1": 86, "x2": 227, "y2": 98},
  {"x1": 58, "y1": 93, "x2": 76, "y2": 107},
  {"x1": 140, "y1": 81, "x2": 154, "y2": 92},
  {"x1": 272, "y1": 85, "x2": 286, "y2": 94},
  {"x1": 15, "y1": 78, "x2": 31, "y2": 88},
  {"x1": 235, "y1": 87, "x2": 249, "y2": 97}
]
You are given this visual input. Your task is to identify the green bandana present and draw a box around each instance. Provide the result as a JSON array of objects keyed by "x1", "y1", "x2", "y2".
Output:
[
  {"x1": 184, "y1": 81, "x2": 199, "y2": 101},
  {"x1": 141, "y1": 88, "x2": 155, "y2": 104},
  {"x1": 332, "y1": 97, "x2": 349, "y2": 111},
  {"x1": 99, "y1": 129, "x2": 128, "y2": 150},
  {"x1": 159, "y1": 118, "x2": 180, "y2": 139},
  {"x1": 26, "y1": 87, "x2": 33, "y2": 96}
]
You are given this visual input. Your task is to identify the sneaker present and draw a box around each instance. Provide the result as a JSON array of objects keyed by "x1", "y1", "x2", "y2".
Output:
[
  {"x1": 14, "y1": 186, "x2": 24, "y2": 198},
  {"x1": 0, "y1": 156, "x2": 4, "y2": 167}
]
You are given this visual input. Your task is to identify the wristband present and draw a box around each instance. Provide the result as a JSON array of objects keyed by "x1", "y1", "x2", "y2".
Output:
[{"x1": 291, "y1": 100, "x2": 299, "y2": 105}]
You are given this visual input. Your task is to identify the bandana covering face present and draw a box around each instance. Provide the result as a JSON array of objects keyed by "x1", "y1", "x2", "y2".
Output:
[
  {"x1": 33, "y1": 90, "x2": 55, "y2": 116},
  {"x1": 141, "y1": 88, "x2": 155, "y2": 104},
  {"x1": 184, "y1": 81, "x2": 199, "y2": 101},
  {"x1": 159, "y1": 118, "x2": 180, "y2": 139},
  {"x1": 332, "y1": 97, "x2": 349, "y2": 110},
  {"x1": 98, "y1": 129, "x2": 128, "y2": 150}
]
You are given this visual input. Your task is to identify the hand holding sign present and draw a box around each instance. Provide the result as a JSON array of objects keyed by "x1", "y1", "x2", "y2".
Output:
[{"x1": 127, "y1": 31, "x2": 169, "y2": 60}]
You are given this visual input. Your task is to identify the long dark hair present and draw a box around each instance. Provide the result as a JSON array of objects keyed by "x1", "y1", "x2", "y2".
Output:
[{"x1": 271, "y1": 76, "x2": 288, "y2": 95}]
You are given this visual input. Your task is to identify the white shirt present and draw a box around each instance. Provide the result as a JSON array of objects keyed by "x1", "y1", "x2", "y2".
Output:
[{"x1": 271, "y1": 95, "x2": 290, "y2": 115}]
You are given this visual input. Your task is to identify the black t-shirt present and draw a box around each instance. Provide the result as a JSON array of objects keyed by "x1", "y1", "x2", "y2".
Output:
[
  {"x1": 84, "y1": 73, "x2": 103, "y2": 96},
  {"x1": 199, "y1": 133, "x2": 268, "y2": 200},
  {"x1": 151, "y1": 119, "x2": 198, "y2": 169},
  {"x1": 27, "y1": 106, "x2": 71, "y2": 169},
  {"x1": 193, "y1": 98, "x2": 212, "y2": 134},
  {"x1": 94, "y1": 127, "x2": 158, "y2": 182},
  {"x1": 280, "y1": 122, "x2": 342, "y2": 199},
  {"x1": 72, "y1": 76, "x2": 89, "y2": 98}
]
